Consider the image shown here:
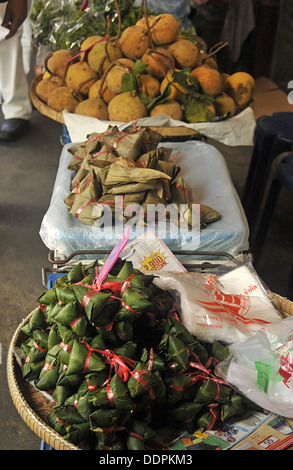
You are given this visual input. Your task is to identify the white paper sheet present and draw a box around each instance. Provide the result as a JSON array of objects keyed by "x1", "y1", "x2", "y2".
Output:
[{"x1": 63, "y1": 107, "x2": 256, "y2": 147}]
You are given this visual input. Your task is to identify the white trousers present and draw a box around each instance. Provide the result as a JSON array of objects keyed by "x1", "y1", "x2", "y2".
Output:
[{"x1": 0, "y1": 2, "x2": 32, "y2": 120}]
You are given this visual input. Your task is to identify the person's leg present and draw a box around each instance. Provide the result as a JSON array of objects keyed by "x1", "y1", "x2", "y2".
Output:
[
  {"x1": 21, "y1": 11, "x2": 32, "y2": 76},
  {"x1": 0, "y1": 2, "x2": 32, "y2": 140}
]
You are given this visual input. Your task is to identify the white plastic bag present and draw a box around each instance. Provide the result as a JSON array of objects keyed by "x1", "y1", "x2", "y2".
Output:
[
  {"x1": 152, "y1": 262, "x2": 282, "y2": 344},
  {"x1": 216, "y1": 317, "x2": 293, "y2": 418}
]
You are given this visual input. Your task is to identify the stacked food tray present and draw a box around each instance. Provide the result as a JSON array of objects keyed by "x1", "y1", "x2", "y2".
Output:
[{"x1": 39, "y1": 139, "x2": 250, "y2": 262}]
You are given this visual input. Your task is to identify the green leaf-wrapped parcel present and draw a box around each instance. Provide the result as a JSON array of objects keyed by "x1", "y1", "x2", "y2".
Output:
[
  {"x1": 49, "y1": 324, "x2": 77, "y2": 365},
  {"x1": 167, "y1": 401, "x2": 203, "y2": 433},
  {"x1": 47, "y1": 323, "x2": 61, "y2": 350},
  {"x1": 22, "y1": 358, "x2": 45, "y2": 381},
  {"x1": 66, "y1": 340, "x2": 106, "y2": 376},
  {"x1": 221, "y1": 394, "x2": 246, "y2": 421},
  {"x1": 160, "y1": 333, "x2": 189, "y2": 370},
  {"x1": 54, "y1": 402, "x2": 85, "y2": 426},
  {"x1": 52, "y1": 384, "x2": 77, "y2": 405},
  {"x1": 115, "y1": 340, "x2": 137, "y2": 360},
  {"x1": 115, "y1": 287, "x2": 152, "y2": 322},
  {"x1": 164, "y1": 374, "x2": 194, "y2": 405},
  {"x1": 65, "y1": 390, "x2": 94, "y2": 422},
  {"x1": 127, "y1": 362, "x2": 166, "y2": 403},
  {"x1": 53, "y1": 300, "x2": 89, "y2": 337},
  {"x1": 35, "y1": 354, "x2": 60, "y2": 391},
  {"x1": 195, "y1": 378, "x2": 232, "y2": 405},
  {"x1": 126, "y1": 418, "x2": 157, "y2": 450},
  {"x1": 89, "y1": 408, "x2": 122, "y2": 432},
  {"x1": 72, "y1": 284, "x2": 114, "y2": 327},
  {"x1": 88, "y1": 373, "x2": 133, "y2": 410},
  {"x1": 114, "y1": 320, "x2": 133, "y2": 342},
  {"x1": 197, "y1": 407, "x2": 220, "y2": 429},
  {"x1": 37, "y1": 287, "x2": 57, "y2": 305},
  {"x1": 21, "y1": 307, "x2": 48, "y2": 336},
  {"x1": 63, "y1": 422, "x2": 92, "y2": 448},
  {"x1": 29, "y1": 330, "x2": 49, "y2": 363},
  {"x1": 67, "y1": 261, "x2": 85, "y2": 283}
]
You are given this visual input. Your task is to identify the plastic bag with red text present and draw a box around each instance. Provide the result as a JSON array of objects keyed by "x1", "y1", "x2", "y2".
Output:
[{"x1": 152, "y1": 261, "x2": 282, "y2": 344}]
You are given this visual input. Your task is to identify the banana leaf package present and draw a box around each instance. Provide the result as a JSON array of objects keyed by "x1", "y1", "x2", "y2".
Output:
[
  {"x1": 35, "y1": 354, "x2": 60, "y2": 392},
  {"x1": 126, "y1": 418, "x2": 157, "y2": 450},
  {"x1": 65, "y1": 126, "x2": 221, "y2": 229},
  {"x1": 17, "y1": 259, "x2": 260, "y2": 450},
  {"x1": 21, "y1": 306, "x2": 48, "y2": 335},
  {"x1": 88, "y1": 372, "x2": 133, "y2": 410},
  {"x1": 21, "y1": 329, "x2": 50, "y2": 381}
]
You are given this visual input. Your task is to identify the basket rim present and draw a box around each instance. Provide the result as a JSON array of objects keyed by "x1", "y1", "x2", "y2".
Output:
[
  {"x1": 30, "y1": 76, "x2": 65, "y2": 125},
  {"x1": 7, "y1": 309, "x2": 80, "y2": 450},
  {"x1": 271, "y1": 292, "x2": 293, "y2": 318}
]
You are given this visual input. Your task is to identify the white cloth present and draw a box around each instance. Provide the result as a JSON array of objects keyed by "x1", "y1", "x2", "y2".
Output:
[
  {"x1": 0, "y1": 2, "x2": 32, "y2": 120},
  {"x1": 63, "y1": 107, "x2": 256, "y2": 147}
]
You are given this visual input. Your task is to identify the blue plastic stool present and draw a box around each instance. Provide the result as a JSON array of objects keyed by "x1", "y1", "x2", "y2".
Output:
[
  {"x1": 62, "y1": 125, "x2": 71, "y2": 145},
  {"x1": 40, "y1": 440, "x2": 52, "y2": 450},
  {"x1": 242, "y1": 112, "x2": 293, "y2": 238},
  {"x1": 251, "y1": 152, "x2": 293, "y2": 298}
]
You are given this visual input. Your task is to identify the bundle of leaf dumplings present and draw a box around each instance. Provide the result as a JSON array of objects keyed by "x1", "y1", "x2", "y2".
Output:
[
  {"x1": 19, "y1": 260, "x2": 259, "y2": 450},
  {"x1": 64, "y1": 125, "x2": 221, "y2": 229}
]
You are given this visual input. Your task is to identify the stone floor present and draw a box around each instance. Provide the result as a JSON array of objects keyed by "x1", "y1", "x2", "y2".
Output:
[{"x1": 1, "y1": 92, "x2": 293, "y2": 449}]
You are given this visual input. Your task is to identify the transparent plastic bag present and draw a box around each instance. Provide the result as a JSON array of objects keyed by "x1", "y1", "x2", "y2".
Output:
[
  {"x1": 216, "y1": 317, "x2": 293, "y2": 418},
  {"x1": 152, "y1": 261, "x2": 282, "y2": 344},
  {"x1": 30, "y1": 0, "x2": 144, "y2": 52},
  {"x1": 30, "y1": 0, "x2": 106, "y2": 51}
]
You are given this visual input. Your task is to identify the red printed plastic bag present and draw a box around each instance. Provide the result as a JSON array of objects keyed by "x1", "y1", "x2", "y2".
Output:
[{"x1": 153, "y1": 262, "x2": 282, "y2": 344}]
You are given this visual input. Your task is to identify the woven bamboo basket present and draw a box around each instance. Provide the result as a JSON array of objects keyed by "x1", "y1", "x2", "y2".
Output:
[
  {"x1": 30, "y1": 76, "x2": 204, "y2": 141},
  {"x1": 7, "y1": 293, "x2": 293, "y2": 450},
  {"x1": 272, "y1": 293, "x2": 293, "y2": 318},
  {"x1": 30, "y1": 76, "x2": 65, "y2": 125},
  {"x1": 7, "y1": 309, "x2": 80, "y2": 450}
]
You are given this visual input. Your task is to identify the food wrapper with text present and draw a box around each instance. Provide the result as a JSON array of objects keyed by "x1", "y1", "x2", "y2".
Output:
[{"x1": 152, "y1": 263, "x2": 282, "y2": 344}]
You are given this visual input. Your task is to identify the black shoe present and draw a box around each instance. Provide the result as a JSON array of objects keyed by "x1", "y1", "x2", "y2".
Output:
[{"x1": 0, "y1": 119, "x2": 29, "y2": 141}]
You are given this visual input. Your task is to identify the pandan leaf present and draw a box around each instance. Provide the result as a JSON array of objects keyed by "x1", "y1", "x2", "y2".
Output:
[
  {"x1": 131, "y1": 59, "x2": 148, "y2": 76},
  {"x1": 183, "y1": 95, "x2": 214, "y2": 123},
  {"x1": 146, "y1": 83, "x2": 171, "y2": 111},
  {"x1": 121, "y1": 72, "x2": 139, "y2": 93},
  {"x1": 173, "y1": 68, "x2": 197, "y2": 92},
  {"x1": 121, "y1": 60, "x2": 148, "y2": 93}
]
